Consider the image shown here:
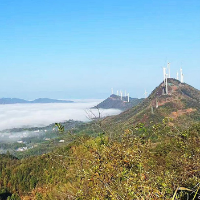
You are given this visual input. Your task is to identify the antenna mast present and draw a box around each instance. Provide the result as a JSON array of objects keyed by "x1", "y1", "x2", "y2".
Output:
[
  {"x1": 165, "y1": 74, "x2": 168, "y2": 94},
  {"x1": 127, "y1": 93, "x2": 129, "y2": 102},
  {"x1": 167, "y1": 62, "x2": 170, "y2": 78},
  {"x1": 120, "y1": 91, "x2": 122, "y2": 100},
  {"x1": 144, "y1": 90, "x2": 148, "y2": 98},
  {"x1": 177, "y1": 71, "x2": 179, "y2": 80},
  {"x1": 163, "y1": 67, "x2": 166, "y2": 84},
  {"x1": 156, "y1": 98, "x2": 159, "y2": 108},
  {"x1": 180, "y1": 68, "x2": 184, "y2": 83}
]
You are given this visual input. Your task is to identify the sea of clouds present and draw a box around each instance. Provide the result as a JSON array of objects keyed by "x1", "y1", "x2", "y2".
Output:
[{"x1": 0, "y1": 100, "x2": 122, "y2": 131}]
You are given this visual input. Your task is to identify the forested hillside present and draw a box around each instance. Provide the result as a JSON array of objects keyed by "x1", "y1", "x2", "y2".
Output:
[
  {"x1": 1, "y1": 80, "x2": 200, "y2": 199},
  {"x1": 102, "y1": 79, "x2": 200, "y2": 133},
  {"x1": 0, "y1": 121, "x2": 200, "y2": 199}
]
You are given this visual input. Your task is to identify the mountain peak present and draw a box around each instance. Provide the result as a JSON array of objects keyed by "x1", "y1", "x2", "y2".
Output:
[
  {"x1": 148, "y1": 78, "x2": 200, "y2": 106},
  {"x1": 102, "y1": 80, "x2": 200, "y2": 131},
  {"x1": 93, "y1": 94, "x2": 144, "y2": 111}
]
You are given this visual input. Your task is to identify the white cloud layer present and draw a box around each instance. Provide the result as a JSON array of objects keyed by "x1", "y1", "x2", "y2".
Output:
[{"x1": 0, "y1": 100, "x2": 121, "y2": 131}]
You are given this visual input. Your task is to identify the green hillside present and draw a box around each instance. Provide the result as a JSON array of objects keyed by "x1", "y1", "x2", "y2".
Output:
[
  {"x1": 0, "y1": 80, "x2": 200, "y2": 199},
  {"x1": 102, "y1": 79, "x2": 200, "y2": 134},
  {"x1": 0, "y1": 122, "x2": 200, "y2": 199}
]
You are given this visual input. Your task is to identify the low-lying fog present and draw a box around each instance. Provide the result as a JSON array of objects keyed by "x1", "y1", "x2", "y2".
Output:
[
  {"x1": 0, "y1": 129, "x2": 45, "y2": 142},
  {"x1": 0, "y1": 99, "x2": 122, "y2": 132}
]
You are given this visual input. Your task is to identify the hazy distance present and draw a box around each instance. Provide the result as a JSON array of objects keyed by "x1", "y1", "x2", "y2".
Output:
[{"x1": 0, "y1": 100, "x2": 121, "y2": 131}]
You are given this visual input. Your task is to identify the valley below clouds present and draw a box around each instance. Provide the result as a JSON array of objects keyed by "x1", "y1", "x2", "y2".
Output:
[{"x1": 0, "y1": 100, "x2": 122, "y2": 131}]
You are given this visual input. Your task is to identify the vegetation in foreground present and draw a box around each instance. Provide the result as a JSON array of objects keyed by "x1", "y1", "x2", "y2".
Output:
[{"x1": 0, "y1": 120, "x2": 200, "y2": 199}]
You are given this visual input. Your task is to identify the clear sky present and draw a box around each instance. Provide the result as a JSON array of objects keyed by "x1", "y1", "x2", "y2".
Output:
[{"x1": 0, "y1": 0, "x2": 199, "y2": 99}]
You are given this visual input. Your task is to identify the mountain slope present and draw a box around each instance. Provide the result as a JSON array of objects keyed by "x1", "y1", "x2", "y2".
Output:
[
  {"x1": 93, "y1": 94, "x2": 144, "y2": 110},
  {"x1": 102, "y1": 79, "x2": 200, "y2": 132}
]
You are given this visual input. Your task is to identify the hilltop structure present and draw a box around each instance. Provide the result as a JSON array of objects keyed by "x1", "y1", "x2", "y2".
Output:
[
  {"x1": 162, "y1": 63, "x2": 184, "y2": 95},
  {"x1": 101, "y1": 65, "x2": 200, "y2": 132},
  {"x1": 93, "y1": 94, "x2": 143, "y2": 111},
  {"x1": 111, "y1": 88, "x2": 130, "y2": 103}
]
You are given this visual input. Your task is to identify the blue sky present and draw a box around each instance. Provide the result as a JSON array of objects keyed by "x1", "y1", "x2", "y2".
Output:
[{"x1": 0, "y1": 0, "x2": 199, "y2": 99}]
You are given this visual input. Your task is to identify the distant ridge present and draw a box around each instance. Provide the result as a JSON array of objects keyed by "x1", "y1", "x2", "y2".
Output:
[
  {"x1": 93, "y1": 94, "x2": 144, "y2": 111},
  {"x1": 0, "y1": 98, "x2": 28, "y2": 104},
  {"x1": 102, "y1": 78, "x2": 200, "y2": 131},
  {"x1": 0, "y1": 98, "x2": 73, "y2": 104},
  {"x1": 31, "y1": 98, "x2": 73, "y2": 103}
]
